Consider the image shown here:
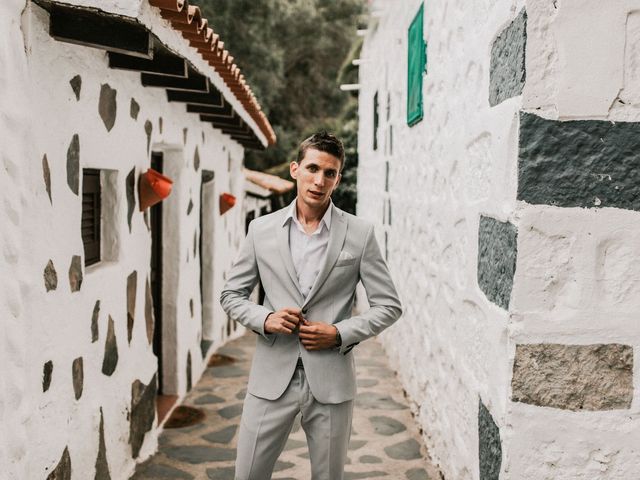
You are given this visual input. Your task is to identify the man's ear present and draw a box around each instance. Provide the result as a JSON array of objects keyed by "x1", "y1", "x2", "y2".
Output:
[{"x1": 290, "y1": 161, "x2": 299, "y2": 179}]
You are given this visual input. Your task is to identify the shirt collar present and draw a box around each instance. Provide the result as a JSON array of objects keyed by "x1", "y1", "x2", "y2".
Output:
[{"x1": 282, "y1": 198, "x2": 333, "y2": 232}]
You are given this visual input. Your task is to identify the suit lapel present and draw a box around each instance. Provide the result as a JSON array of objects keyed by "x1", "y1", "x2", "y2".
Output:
[
  {"x1": 303, "y1": 208, "x2": 348, "y2": 308},
  {"x1": 276, "y1": 212, "x2": 304, "y2": 302}
]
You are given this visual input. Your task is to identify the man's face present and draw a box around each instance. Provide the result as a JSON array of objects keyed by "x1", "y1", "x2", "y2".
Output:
[{"x1": 290, "y1": 148, "x2": 342, "y2": 209}]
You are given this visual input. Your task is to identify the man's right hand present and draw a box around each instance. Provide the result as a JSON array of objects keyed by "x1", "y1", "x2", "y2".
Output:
[{"x1": 264, "y1": 307, "x2": 302, "y2": 334}]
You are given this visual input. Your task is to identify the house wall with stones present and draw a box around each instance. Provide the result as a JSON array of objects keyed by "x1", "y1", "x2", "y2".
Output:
[
  {"x1": 0, "y1": 1, "x2": 265, "y2": 479},
  {"x1": 357, "y1": 0, "x2": 640, "y2": 479}
]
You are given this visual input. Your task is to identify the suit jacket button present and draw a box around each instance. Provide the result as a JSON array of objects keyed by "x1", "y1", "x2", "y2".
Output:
[{"x1": 301, "y1": 308, "x2": 308, "y2": 315}]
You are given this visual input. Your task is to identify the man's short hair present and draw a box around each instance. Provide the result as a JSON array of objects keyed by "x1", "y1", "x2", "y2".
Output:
[{"x1": 297, "y1": 132, "x2": 345, "y2": 171}]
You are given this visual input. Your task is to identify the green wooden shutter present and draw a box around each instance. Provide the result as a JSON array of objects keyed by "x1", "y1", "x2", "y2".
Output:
[{"x1": 407, "y1": 3, "x2": 425, "y2": 126}]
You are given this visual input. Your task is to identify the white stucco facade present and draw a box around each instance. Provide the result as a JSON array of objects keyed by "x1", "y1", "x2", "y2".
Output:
[
  {"x1": 0, "y1": 1, "x2": 267, "y2": 478},
  {"x1": 358, "y1": 0, "x2": 640, "y2": 479}
]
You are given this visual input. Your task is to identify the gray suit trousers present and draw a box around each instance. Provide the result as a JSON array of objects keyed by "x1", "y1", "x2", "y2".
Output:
[{"x1": 235, "y1": 366, "x2": 353, "y2": 480}]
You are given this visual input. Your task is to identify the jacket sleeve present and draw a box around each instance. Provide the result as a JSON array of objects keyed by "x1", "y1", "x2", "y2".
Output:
[
  {"x1": 219, "y1": 221, "x2": 274, "y2": 342},
  {"x1": 334, "y1": 225, "x2": 403, "y2": 354}
]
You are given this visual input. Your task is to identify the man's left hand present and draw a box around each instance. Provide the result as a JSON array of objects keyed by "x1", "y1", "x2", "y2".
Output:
[{"x1": 299, "y1": 320, "x2": 338, "y2": 350}]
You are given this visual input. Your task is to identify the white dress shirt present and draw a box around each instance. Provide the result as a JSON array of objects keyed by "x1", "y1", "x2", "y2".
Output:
[{"x1": 283, "y1": 200, "x2": 333, "y2": 299}]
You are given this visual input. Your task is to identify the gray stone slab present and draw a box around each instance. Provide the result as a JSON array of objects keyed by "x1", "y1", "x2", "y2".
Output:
[
  {"x1": 194, "y1": 147, "x2": 200, "y2": 171},
  {"x1": 356, "y1": 392, "x2": 408, "y2": 410},
  {"x1": 478, "y1": 400, "x2": 501, "y2": 480},
  {"x1": 102, "y1": 315, "x2": 118, "y2": 376},
  {"x1": 384, "y1": 438, "x2": 422, "y2": 460},
  {"x1": 489, "y1": 8, "x2": 527, "y2": 106},
  {"x1": 406, "y1": 467, "x2": 430, "y2": 480},
  {"x1": 511, "y1": 343, "x2": 633, "y2": 410},
  {"x1": 126, "y1": 168, "x2": 135, "y2": 233},
  {"x1": 210, "y1": 365, "x2": 248, "y2": 378},
  {"x1": 127, "y1": 271, "x2": 137, "y2": 344},
  {"x1": 130, "y1": 374, "x2": 157, "y2": 458},
  {"x1": 130, "y1": 98, "x2": 140, "y2": 120},
  {"x1": 42, "y1": 154, "x2": 52, "y2": 204},
  {"x1": 360, "y1": 455, "x2": 382, "y2": 464},
  {"x1": 72, "y1": 357, "x2": 83, "y2": 400},
  {"x1": 518, "y1": 112, "x2": 640, "y2": 210},
  {"x1": 236, "y1": 388, "x2": 247, "y2": 400},
  {"x1": 43, "y1": 361, "x2": 53, "y2": 392},
  {"x1": 99, "y1": 83, "x2": 117, "y2": 132},
  {"x1": 69, "y1": 75, "x2": 81, "y2": 100},
  {"x1": 166, "y1": 445, "x2": 235, "y2": 463},
  {"x1": 194, "y1": 394, "x2": 226, "y2": 405},
  {"x1": 477, "y1": 216, "x2": 517, "y2": 310},
  {"x1": 68, "y1": 255, "x2": 83, "y2": 292},
  {"x1": 348, "y1": 440, "x2": 367, "y2": 451},
  {"x1": 66, "y1": 134, "x2": 79, "y2": 195},
  {"x1": 202, "y1": 425, "x2": 237, "y2": 444},
  {"x1": 218, "y1": 403, "x2": 243, "y2": 419},
  {"x1": 133, "y1": 463, "x2": 194, "y2": 479},
  {"x1": 47, "y1": 446, "x2": 71, "y2": 480},
  {"x1": 44, "y1": 260, "x2": 57, "y2": 292},
  {"x1": 206, "y1": 466, "x2": 234, "y2": 480},
  {"x1": 144, "y1": 279, "x2": 153, "y2": 345},
  {"x1": 344, "y1": 471, "x2": 388, "y2": 479},
  {"x1": 274, "y1": 460, "x2": 294, "y2": 472},
  {"x1": 95, "y1": 408, "x2": 111, "y2": 480},
  {"x1": 370, "y1": 416, "x2": 407, "y2": 436},
  {"x1": 145, "y1": 120, "x2": 153, "y2": 153},
  {"x1": 91, "y1": 300, "x2": 100, "y2": 343}
]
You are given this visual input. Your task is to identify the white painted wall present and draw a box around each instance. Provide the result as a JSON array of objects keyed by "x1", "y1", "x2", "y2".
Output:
[
  {"x1": 358, "y1": 0, "x2": 640, "y2": 479},
  {"x1": 0, "y1": 2, "x2": 254, "y2": 478}
]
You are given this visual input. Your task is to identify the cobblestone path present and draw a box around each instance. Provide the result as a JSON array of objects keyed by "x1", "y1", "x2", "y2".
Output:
[{"x1": 132, "y1": 333, "x2": 441, "y2": 479}]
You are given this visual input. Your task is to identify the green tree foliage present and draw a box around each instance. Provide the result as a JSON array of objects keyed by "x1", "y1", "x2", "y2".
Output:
[{"x1": 199, "y1": 0, "x2": 364, "y2": 213}]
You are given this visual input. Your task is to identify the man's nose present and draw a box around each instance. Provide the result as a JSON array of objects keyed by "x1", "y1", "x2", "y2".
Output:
[{"x1": 313, "y1": 173, "x2": 325, "y2": 186}]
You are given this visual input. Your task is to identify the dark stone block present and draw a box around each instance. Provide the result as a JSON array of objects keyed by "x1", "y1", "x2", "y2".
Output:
[
  {"x1": 478, "y1": 400, "x2": 501, "y2": 480},
  {"x1": 405, "y1": 468, "x2": 430, "y2": 480},
  {"x1": 206, "y1": 467, "x2": 234, "y2": 480},
  {"x1": 144, "y1": 278, "x2": 154, "y2": 345},
  {"x1": 194, "y1": 393, "x2": 225, "y2": 405},
  {"x1": 186, "y1": 351, "x2": 192, "y2": 391},
  {"x1": 489, "y1": 8, "x2": 527, "y2": 106},
  {"x1": 158, "y1": 116, "x2": 163, "y2": 134},
  {"x1": 99, "y1": 83, "x2": 117, "y2": 132},
  {"x1": 134, "y1": 463, "x2": 194, "y2": 479},
  {"x1": 369, "y1": 416, "x2": 406, "y2": 436},
  {"x1": 44, "y1": 259, "x2": 58, "y2": 292},
  {"x1": 274, "y1": 460, "x2": 294, "y2": 472},
  {"x1": 187, "y1": 198, "x2": 194, "y2": 215},
  {"x1": 72, "y1": 357, "x2": 83, "y2": 400},
  {"x1": 194, "y1": 147, "x2": 200, "y2": 171},
  {"x1": 384, "y1": 438, "x2": 421, "y2": 460},
  {"x1": 356, "y1": 392, "x2": 408, "y2": 410},
  {"x1": 477, "y1": 216, "x2": 517, "y2": 310},
  {"x1": 126, "y1": 168, "x2": 135, "y2": 233},
  {"x1": 193, "y1": 232, "x2": 197, "y2": 258},
  {"x1": 69, "y1": 255, "x2": 83, "y2": 292},
  {"x1": 144, "y1": 120, "x2": 153, "y2": 153},
  {"x1": 183, "y1": 127, "x2": 188, "y2": 145},
  {"x1": 102, "y1": 315, "x2": 118, "y2": 376},
  {"x1": 47, "y1": 446, "x2": 71, "y2": 480},
  {"x1": 127, "y1": 271, "x2": 137, "y2": 344},
  {"x1": 518, "y1": 112, "x2": 640, "y2": 210},
  {"x1": 200, "y1": 339, "x2": 212, "y2": 358},
  {"x1": 95, "y1": 408, "x2": 111, "y2": 480},
  {"x1": 166, "y1": 445, "x2": 235, "y2": 464},
  {"x1": 348, "y1": 439, "x2": 367, "y2": 451},
  {"x1": 130, "y1": 373, "x2": 157, "y2": 458},
  {"x1": 43, "y1": 361, "x2": 53, "y2": 392},
  {"x1": 202, "y1": 425, "x2": 237, "y2": 444},
  {"x1": 344, "y1": 471, "x2": 388, "y2": 479},
  {"x1": 43, "y1": 154, "x2": 52, "y2": 204},
  {"x1": 69, "y1": 75, "x2": 81, "y2": 100},
  {"x1": 67, "y1": 134, "x2": 80, "y2": 195},
  {"x1": 130, "y1": 98, "x2": 140, "y2": 120},
  {"x1": 91, "y1": 300, "x2": 100, "y2": 343},
  {"x1": 189, "y1": 298, "x2": 194, "y2": 318},
  {"x1": 360, "y1": 455, "x2": 382, "y2": 464},
  {"x1": 218, "y1": 403, "x2": 243, "y2": 419}
]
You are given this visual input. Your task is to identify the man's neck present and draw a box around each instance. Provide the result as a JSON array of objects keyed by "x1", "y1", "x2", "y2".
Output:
[{"x1": 295, "y1": 197, "x2": 330, "y2": 227}]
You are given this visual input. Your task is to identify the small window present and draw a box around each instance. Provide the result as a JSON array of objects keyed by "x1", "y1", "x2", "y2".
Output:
[
  {"x1": 82, "y1": 169, "x2": 101, "y2": 266},
  {"x1": 373, "y1": 91, "x2": 379, "y2": 150},
  {"x1": 407, "y1": 3, "x2": 426, "y2": 126}
]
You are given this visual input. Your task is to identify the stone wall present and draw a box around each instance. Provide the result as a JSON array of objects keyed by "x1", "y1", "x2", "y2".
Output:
[
  {"x1": 0, "y1": 3, "x2": 253, "y2": 479},
  {"x1": 357, "y1": 0, "x2": 640, "y2": 478}
]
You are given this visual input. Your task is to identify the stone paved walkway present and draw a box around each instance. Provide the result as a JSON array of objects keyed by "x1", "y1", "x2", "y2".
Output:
[{"x1": 132, "y1": 333, "x2": 441, "y2": 479}]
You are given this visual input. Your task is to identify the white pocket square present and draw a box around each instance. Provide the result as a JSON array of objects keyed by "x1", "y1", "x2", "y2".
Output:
[{"x1": 336, "y1": 251, "x2": 356, "y2": 266}]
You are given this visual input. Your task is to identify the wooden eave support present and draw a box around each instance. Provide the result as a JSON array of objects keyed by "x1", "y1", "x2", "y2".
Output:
[
  {"x1": 109, "y1": 50, "x2": 186, "y2": 77},
  {"x1": 49, "y1": 4, "x2": 152, "y2": 58},
  {"x1": 167, "y1": 84, "x2": 225, "y2": 107}
]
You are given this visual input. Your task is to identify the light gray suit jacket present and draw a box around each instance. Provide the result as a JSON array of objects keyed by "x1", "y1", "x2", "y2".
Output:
[{"x1": 220, "y1": 204, "x2": 402, "y2": 404}]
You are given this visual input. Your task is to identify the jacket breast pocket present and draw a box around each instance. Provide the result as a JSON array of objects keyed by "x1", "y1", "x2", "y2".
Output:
[{"x1": 335, "y1": 251, "x2": 356, "y2": 267}]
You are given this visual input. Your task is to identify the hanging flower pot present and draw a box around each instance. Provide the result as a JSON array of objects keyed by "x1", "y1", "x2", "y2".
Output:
[
  {"x1": 139, "y1": 168, "x2": 173, "y2": 211},
  {"x1": 219, "y1": 192, "x2": 236, "y2": 215}
]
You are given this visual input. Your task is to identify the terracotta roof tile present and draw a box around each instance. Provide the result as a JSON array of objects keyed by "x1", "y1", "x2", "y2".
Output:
[
  {"x1": 244, "y1": 168, "x2": 295, "y2": 195},
  {"x1": 149, "y1": 0, "x2": 276, "y2": 145}
]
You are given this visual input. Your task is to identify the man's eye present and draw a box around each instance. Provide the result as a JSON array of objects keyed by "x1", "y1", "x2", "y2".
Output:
[{"x1": 326, "y1": 172, "x2": 336, "y2": 178}]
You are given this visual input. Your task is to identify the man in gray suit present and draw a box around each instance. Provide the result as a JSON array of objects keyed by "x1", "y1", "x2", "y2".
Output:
[{"x1": 220, "y1": 132, "x2": 402, "y2": 480}]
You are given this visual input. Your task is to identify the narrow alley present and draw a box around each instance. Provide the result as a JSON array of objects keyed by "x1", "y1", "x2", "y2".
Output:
[{"x1": 132, "y1": 333, "x2": 441, "y2": 480}]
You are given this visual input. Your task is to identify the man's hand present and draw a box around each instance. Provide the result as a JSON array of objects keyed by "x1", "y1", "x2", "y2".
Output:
[
  {"x1": 264, "y1": 308, "x2": 302, "y2": 334},
  {"x1": 299, "y1": 321, "x2": 339, "y2": 350}
]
